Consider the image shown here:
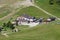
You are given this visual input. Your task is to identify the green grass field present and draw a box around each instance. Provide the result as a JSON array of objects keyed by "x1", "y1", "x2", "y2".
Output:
[
  {"x1": 0, "y1": 6, "x2": 50, "y2": 25},
  {"x1": 35, "y1": 0, "x2": 60, "y2": 17},
  {"x1": 0, "y1": 0, "x2": 60, "y2": 40},
  {"x1": 15, "y1": 6, "x2": 50, "y2": 17},
  {"x1": 0, "y1": 6, "x2": 60, "y2": 40},
  {"x1": 0, "y1": 22, "x2": 60, "y2": 40}
]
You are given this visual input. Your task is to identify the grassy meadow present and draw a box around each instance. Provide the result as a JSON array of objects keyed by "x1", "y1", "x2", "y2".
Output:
[
  {"x1": 0, "y1": 0, "x2": 60, "y2": 40},
  {"x1": 35, "y1": 0, "x2": 60, "y2": 17}
]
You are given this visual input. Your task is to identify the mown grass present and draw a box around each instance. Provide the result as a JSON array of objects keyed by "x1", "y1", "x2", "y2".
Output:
[{"x1": 35, "y1": 0, "x2": 60, "y2": 17}]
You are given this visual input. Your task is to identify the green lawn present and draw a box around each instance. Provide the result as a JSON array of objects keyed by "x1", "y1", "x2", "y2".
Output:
[
  {"x1": 35, "y1": 0, "x2": 60, "y2": 17},
  {"x1": 0, "y1": 22, "x2": 60, "y2": 40},
  {"x1": 0, "y1": 4, "x2": 60, "y2": 40},
  {"x1": 15, "y1": 6, "x2": 50, "y2": 17}
]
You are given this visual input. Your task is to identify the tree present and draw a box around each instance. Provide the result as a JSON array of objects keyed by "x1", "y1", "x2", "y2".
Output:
[
  {"x1": 49, "y1": 0, "x2": 54, "y2": 5},
  {"x1": 10, "y1": 24, "x2": 15, "y2": 30},
  {"x1": 7, "y1": 21, "x2": 15, "y2": 30},
  {"x1": 2, "y1": 23, "x2": 7, "y2": 31},
  {"x1": 0, "y1": 27, "x2": 3, "y2": 32},
  {"x1": 56, "y1": 0, "x2": 60, "y2": 5},
  {"x1": 6, "y1": 21, "x2": 12, "y2": 28},
  {"x1": 3, "y1": 23, "x2": 6, "y2": 27},
  {"x1": 15, "y1": 20, "x2": 19, "y2": 26}
]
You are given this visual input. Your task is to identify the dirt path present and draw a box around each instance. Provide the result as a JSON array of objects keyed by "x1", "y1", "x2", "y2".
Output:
[
  {"x1": 33, "y1": 5, "x2": 60, "y2": 20},
  {"x1": 0, "y1": 0, "x2": 60, "y2": 21},
  {"x1": 0, "y1": 0, "x2": 33, "y2": 21},
  {"x1": 20, "y1": 22, "x2": 39, "y2": 27},
  {"x1": 0, "y1": 4, "x2": 6, "y2": 8},
  {"x1": 11, "y1": 0, "x2": 34, "y2": 8},
  {"x1": 30, "y1": 0, "x2": 60, "y2": 20},
  {"x1": 0, "y1": 10, "x2": 16, "y2": 21}
]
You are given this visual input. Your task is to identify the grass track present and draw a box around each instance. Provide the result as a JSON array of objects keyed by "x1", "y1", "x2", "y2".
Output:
[
  {"x1": 0, "y1": 1, "x2": 60, "y2": 40},
  {"x1": 35, "y1": 0, "x2": 60, "y2": 17}
]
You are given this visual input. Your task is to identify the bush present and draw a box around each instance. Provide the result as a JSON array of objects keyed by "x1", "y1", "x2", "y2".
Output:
[{"x1": 49, "y1": 0, "x2": 54, "y2": 5}]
